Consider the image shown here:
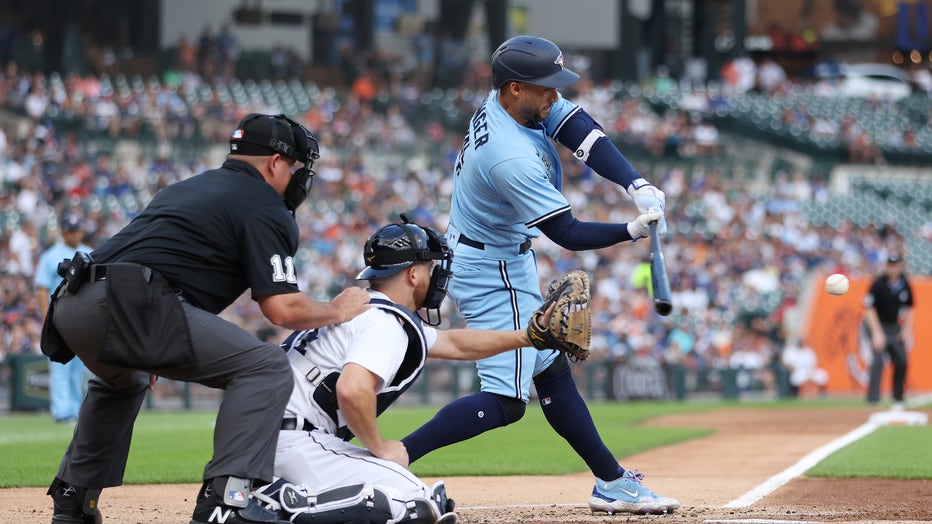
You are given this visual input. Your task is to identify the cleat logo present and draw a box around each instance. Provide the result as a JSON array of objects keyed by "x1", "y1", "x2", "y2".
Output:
[
  {"x1": 619, "y1": 487, "x2": 639, "y2": 498},
  {"x1": 208, "y1": 506, "x2": 234, "y2": 523}
]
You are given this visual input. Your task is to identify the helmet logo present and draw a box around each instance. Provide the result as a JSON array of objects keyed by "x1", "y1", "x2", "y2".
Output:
[
  {"x1": 387, "y1": 238, "x2": 411, "y2": 249},
  {"x1": 554, "y1": 52, "x2": 565, "y2": 70}
]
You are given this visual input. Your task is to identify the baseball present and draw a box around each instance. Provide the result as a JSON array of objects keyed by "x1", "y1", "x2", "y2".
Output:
[{"x1": 825, "y1": 273, "x2": 849, "y2": 295}]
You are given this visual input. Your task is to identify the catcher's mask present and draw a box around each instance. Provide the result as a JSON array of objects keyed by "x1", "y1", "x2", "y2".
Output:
[
  {"x1": 230, "y1": 113, "x2": 320, "y2": 213},
  {"x1": 355, "y1": 214, "x2": 454, "y2": 326}
]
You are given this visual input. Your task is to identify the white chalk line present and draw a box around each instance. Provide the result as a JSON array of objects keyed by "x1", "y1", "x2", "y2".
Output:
[
  {"x1": 724, "y1": 392, "x2": 932, "y2": 509},
  {"x1": 704, "y1": 520, "x2": 818, "y2": 524},
  {"x1": 464, "y1": 394, "x2": 932, "y2": 516}
]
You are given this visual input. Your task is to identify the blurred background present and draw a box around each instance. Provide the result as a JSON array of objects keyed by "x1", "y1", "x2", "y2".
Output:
[{"x1": 1, "y1": 0, "x2": 930, "y2": 413}]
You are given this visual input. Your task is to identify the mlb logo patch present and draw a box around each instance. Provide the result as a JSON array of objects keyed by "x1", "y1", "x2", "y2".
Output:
[
  {"x1": 227, "y1": 490, "x2": 247, "y2": 503},
  {"x1": 231, "y1": 129, "x2": 245, "y2": 139},
  {"x1": 541, "y1": 397, "x2": 552, "y2": 406}
]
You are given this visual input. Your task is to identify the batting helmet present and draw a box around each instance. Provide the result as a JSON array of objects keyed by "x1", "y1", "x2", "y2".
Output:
[{"x1": 490, "y1": 35, "x2": 580, "y2": 89}]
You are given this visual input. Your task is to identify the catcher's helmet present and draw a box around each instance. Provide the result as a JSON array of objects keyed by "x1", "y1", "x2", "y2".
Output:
[
  {"x1": 490, "y1": 35, "x2": 579, "y2": 89},
  {"x1": 356, "y1": 221, "x2": 451, "y2": 281},
  {"x1": 356, "y1": 216, "x2": 454, "y2": 326}
]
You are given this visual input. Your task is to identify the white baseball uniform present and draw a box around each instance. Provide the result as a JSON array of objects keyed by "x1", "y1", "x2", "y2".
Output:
[{"x1": 274, "y1": 290, "x2": 439, "y2": 520}]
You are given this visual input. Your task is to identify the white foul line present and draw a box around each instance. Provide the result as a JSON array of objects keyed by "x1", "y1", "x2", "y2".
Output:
[
  {"x1": 723, "y1": 420, "x2": 880, "y2": 508},
  {"x1": 704, "y1": 520, "x2": 819, "y2": 524}
]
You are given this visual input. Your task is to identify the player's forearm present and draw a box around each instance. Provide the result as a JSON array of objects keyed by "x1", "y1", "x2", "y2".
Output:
[
  {"x1": 537, "y1": 211, "x2": 632, "y2": 250},
  {"x1": 259, "y1": 288, "x2": 369, "y2": 330},
  {"x1": 336, "y1": 381, "x2": 385, "y2": 454},
  {"x1": 433, "y1": 329, "x2": 530, "y2": 360}
]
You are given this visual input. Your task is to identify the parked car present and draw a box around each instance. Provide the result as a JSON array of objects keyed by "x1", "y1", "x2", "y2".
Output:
[{"x1": 814, "y1": 62, "x2": 916, "y2": 100}]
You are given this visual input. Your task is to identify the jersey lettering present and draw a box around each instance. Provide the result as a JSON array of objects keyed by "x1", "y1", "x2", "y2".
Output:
[
  {"x1": 471, "y1": 101, "x2": 489, "y2": 149},
  {"x1": 270, "y1": 255, "x2": 297, "y2": 283},
  {"x1": 453, "y1": 135, "x2": 469, "y2": 178}
]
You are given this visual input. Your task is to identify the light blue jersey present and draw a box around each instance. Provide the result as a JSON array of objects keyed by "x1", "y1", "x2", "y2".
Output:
[
  {"x1": 445, "y1": 90, "x2": 580, "y2": 400},
  {"x1": 35, "y1": 241, "x2": 92, "y2": 422},
  {"x1": 449, "y1": 90, "x2": 579, "y2": 247}
]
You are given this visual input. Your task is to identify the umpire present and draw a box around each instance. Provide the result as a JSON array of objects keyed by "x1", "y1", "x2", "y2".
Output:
[
  {"x1": 41, "y1": 114, "x2": 370, "y2": 524},
  {"x1": 863, "y1": 253, "x2": 915, "y2": 407}
]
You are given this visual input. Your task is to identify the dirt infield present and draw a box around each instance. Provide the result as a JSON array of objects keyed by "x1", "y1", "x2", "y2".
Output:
[{"x1": 5, "y1": 404, "x2": 931, "y2": 524}]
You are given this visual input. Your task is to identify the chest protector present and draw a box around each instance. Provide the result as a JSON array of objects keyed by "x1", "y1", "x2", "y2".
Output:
[{"x1": 282, "y1": 298, "x2": 427, "y2": 441}]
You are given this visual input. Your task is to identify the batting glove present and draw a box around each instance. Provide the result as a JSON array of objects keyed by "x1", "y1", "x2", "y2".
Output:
[
  {"x1": 626, "y1": 208, "x2": 663, "y2": 241},
  {"x1": 626, "y1": 178, "x2": 667, "y2": 234}
]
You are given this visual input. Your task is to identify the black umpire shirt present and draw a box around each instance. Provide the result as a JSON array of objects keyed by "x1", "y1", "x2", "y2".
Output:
[
  {"x1": 91, "y1": 159, "x2": 301, "y2": 314},
  {"x1": 864, "y1": 274, "x2": 914, "y2": 325}
]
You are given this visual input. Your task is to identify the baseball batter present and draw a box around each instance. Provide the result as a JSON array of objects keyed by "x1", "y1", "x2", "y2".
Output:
[
  {"x1": 400, "y1": 36, "x2": 678, "y2": 515},
  {"x1": 261, "y1": 220, "x2": 557, "y2": 524}
]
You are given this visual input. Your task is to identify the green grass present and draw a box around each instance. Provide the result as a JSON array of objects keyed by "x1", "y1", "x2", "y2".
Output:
[
  {"x1": 0, "y1": 401, "x2": 712, "y2": 487},
  {"x1": 807, "y1": 425, "x2": 932, "y2": 479},
  {"x1": 2, "y1": 399, "x2": 929, "y2": 488}
]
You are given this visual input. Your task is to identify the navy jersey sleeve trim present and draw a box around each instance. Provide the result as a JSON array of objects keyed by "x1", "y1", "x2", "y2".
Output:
[
  {"x1": 553, "y1": 108, "x2": 641, "y2": 189},
  {"x1": 551, "y1": 106, "x2": 581, "y2": 138},
  {"x1": 527, "y1": 205, "x2": 571, "y2": 228},
  {"x1": 536, "y1": 209, "x2": 633, "y2": 251}
]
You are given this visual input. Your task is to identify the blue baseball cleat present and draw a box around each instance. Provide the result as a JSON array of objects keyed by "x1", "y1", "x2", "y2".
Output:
[{"x1": 588, "y1": 470, "x2": 680, "y2": 515}]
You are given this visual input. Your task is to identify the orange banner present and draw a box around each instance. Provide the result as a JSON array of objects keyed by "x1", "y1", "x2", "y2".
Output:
[{"x1": 803, "y1": 275, "x2": 932, "y2": 395}]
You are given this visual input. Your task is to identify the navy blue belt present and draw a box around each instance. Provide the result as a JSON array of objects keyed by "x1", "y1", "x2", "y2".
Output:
[
  {"x1": 459, "y1": 233, "x2": 532, "y2": 255},
  {"x1": 281, "y1": 418, "x2": 316, "y2": 431}
]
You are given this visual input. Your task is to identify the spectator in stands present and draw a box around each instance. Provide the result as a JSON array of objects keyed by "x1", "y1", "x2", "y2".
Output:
[{"x1": 780, "y1": 336, "x2": 828, "y2": 397}]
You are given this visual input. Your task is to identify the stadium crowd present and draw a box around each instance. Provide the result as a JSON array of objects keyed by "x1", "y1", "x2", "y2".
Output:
[{"x1": 0, "y1": 41, "x2": 915, "y2": 400}]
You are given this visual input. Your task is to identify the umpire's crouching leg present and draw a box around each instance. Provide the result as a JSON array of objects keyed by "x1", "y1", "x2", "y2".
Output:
[{"x1": 166, "y1": 302, "x2": 294, "y2": 485}]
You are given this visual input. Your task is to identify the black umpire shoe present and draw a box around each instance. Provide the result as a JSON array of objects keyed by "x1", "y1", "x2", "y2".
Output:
[
  {"x1": 190, "y1": 477, "x2": 289, "y2": 524},
  {"x1": 48, "y1": 479, "x2": 103, "y2": 524}
]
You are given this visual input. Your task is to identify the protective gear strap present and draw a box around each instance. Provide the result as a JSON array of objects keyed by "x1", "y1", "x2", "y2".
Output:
[
  {"x1": 553, "y1": 108, "x2": 641, "y2": 188},
  {"x1": 536, "y1": 210, "x2": 632, "y2": 251}
]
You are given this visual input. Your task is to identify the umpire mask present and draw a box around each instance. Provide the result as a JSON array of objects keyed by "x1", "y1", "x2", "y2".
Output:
[{"x1": 282, "y1": 118, "x2": 320, "y2": 213}]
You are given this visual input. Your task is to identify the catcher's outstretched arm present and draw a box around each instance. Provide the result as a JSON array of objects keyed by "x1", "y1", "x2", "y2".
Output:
[
  {"x1": 429, "y1": 329, "x2": 530, "y2": 361},
  {"x1": 429, "y1": 306, "x2": 557, "y2": 360}
]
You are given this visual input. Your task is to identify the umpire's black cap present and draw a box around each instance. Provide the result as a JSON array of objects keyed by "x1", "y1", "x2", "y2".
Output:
[{"x1": 230, "y1": 113, "x2": 299, "y2": 158}]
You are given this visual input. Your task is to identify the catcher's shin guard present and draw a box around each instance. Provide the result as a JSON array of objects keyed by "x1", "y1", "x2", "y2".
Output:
[
  {"x1": 269, "y1": 482, "x2": 394, "y2": 524},
  {"x1": 49, "y1": 478, "x2": 103, "y2": 524}
]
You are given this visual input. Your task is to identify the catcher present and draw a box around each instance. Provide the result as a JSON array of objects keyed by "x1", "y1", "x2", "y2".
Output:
[{"x1": 256, "y1": 217, "x2": 590, "y2": 524}]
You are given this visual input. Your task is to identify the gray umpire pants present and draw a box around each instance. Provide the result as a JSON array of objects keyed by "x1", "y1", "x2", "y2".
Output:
[
  {"x1": 51, "y1": 274, "x2": 293, "y2": 489},
  {"x1": 866, "y1": 323, "x2": 908, "y2": 403}
]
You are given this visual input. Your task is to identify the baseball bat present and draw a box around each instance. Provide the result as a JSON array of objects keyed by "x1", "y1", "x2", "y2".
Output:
[{"x1": 648, "y1": 221, "x2": 673, "y2": 316}]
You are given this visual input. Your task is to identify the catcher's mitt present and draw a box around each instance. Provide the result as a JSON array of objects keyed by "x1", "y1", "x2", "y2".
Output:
[{"x1": 527, "y1": 270, "x2": 592, "y2": 362}]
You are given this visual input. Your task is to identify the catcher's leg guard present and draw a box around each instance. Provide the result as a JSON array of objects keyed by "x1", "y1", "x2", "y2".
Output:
[
  {"x1": 48, "y1": 477, "x2": 103, "y2": 524},
  {"x1": 392, "y1": 481, "x2": 459, "y2": 524},
  {"x1": 274, "y1": 482, "x2": 394, "y2": 524}
]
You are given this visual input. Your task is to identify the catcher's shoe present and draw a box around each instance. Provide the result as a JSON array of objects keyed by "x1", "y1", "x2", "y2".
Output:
[
  {"x1": 49, "y1": 479, "x2": 102, "y2": 524},
  {"x1": 189, "y1": 477, "x2": 289, "y2": 524},
  {"x1": 588, "y1": 470, "x2": 679, "y2": 515}
]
